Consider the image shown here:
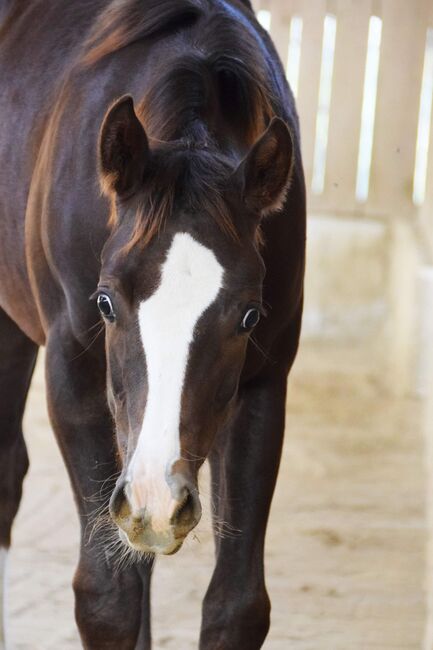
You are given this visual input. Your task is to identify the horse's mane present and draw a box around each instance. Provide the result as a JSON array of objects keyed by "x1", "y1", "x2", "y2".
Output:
[
  {"x1": 83, "y1": 0, "x2": 203, "y2": 66},
  {"x1": 84, "y1": 0, "x2": 276, "y2": 143},
  {"x1": 137, "y1": 45, "x2": 274, "y2": 146},
  {"x1": 86, "y1": 0, "x2": 279, "y2": 247}
]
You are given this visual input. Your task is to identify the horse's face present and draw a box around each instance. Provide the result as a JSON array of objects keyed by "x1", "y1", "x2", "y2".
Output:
[{"x1": 96, "y1": 97, "x2": 293, "y2": 555}]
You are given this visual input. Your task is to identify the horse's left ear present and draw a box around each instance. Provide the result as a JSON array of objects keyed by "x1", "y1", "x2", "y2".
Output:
[
  {"x1": 99, "y1": 95, "x2": 148, "y2": 197},
  {"x1": 236, "y1": 117, "x2": 294, "y2": 217}
]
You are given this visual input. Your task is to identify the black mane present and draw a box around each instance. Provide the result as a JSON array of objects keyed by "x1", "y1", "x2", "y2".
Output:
[{"x1": 84, "y1": 0, "x2": 278, "y2": 147}]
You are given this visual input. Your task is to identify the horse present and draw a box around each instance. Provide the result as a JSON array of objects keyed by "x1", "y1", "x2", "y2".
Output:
[{"x1": 0, "y1": 0, "x2": 305, "y2": 647}]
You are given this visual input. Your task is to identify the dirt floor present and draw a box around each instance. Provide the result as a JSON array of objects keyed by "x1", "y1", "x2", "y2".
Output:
[{"x1": 8, "y1": 336, "x2": 427, "y2": 649}]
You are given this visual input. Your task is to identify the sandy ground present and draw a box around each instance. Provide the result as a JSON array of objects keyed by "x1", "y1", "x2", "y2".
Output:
[{"x1": 7, "y1": 336, "x2": 426, "y2": 649}]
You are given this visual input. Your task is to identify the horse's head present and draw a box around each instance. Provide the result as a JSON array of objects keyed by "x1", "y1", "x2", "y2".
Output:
[{"x1": 96, "y1": 96, "x2": 293, "y2": 555}]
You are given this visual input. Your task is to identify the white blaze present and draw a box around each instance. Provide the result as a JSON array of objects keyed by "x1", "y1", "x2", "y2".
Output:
[
  {"x1": 128, "y1": 232, "x2": 224, "y2": 526},
  {"x1": 0, "y1": 548, "x2": 8, "y2": 650}
]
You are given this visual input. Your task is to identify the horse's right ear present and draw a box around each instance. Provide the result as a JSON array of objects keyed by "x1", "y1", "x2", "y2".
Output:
[{"x1": 99, "y1": 95, "x2": 148, "y2": 197}]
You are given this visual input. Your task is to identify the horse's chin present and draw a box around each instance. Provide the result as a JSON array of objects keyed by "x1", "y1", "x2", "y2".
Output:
[{"x1": 118, "y1": 528, "x2": 184, "y2": 556}]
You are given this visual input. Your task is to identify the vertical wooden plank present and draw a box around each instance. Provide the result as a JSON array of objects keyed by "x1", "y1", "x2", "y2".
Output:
[
  {"x1": 369, "y1": 0, "x2": 429, "y2": 217},
  {"x1": 268, "y1": 1, "x2": 292, "y2": 68},
  {"x1": 422, "y1": 16, "x2": 433, "y2": 641},
  {"x1": 296, "y1": 0, "x2": 327, "y2": 193},
  {"x1": 420, "y1": 6, "x2": 433, "y2": 260},
  {"x1": 253, "y1": 0, "x2": 299, "y2": 70},
  {"x1": 319, "y1": 0, "x2": 372, "y2": 213}
]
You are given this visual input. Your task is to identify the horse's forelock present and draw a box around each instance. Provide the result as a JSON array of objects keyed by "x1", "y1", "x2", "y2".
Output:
[{"x1": 117, "y1": 145, "x2": 239, "y2": 254}]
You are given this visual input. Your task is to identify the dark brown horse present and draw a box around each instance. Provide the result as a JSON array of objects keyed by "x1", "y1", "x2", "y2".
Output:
[{"x1": 0, "y1": 0, "x2": 305, "y2": 647}]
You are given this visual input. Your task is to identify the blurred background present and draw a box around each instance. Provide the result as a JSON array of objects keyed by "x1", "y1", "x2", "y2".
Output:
[
  {"x1": 252, "y1": 0, "x2": 433, "y2": 647},
  {"x1": 8, "y1": 0, "x2": 433, "y2": 648}
]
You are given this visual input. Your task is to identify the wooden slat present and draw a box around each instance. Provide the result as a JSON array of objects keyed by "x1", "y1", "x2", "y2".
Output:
[
  {"x1": 368, "y1": 0, "x2": 429, "y2": 217},
  {"x1": 316, "y1": 0, "x2": 372, "y2": 214},
  {"x1": 254, "y1": 0, "x2": 433, "y2": 224},
  {"x1": 252, "y1": 0, "x2": 325, "y2": 193},
  {"x1": 268, "y1": 1, "x2": 291, "y2": 67},
  {"x1": 295, "y1": 0, "x2": 327, "y2": 193},
  {"x1": 253, "y1": 0, "x2": 299, "y2": 68},
  {"x1": 250, "y1": 0, "x2": 291, "y2": 71},
  {"x1": 419, "y1": 6, "x2": 433, "y2": 260}
]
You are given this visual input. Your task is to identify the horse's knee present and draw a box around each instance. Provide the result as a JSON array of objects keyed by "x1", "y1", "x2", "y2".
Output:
[{"x1": 73, "y1": 559, "x2": 142, "y2": 650}]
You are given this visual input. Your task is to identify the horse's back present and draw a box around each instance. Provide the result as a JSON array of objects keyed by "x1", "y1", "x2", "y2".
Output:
[
  {"x1": 0, "y1": 0, "x2": 104, "y2": 204},
  {"x1": 0, "y1": 0, "x2": 103, "y2": 339}
]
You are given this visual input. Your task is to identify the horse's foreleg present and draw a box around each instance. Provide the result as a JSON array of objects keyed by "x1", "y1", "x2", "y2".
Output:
[
  {"x1": 45, "y1": 325, "x2": 148, "y2": 650},
  {"x1": 0, "y1": 307, "x2": 38, "y2": 649},
  {"x1": 199, "y1": 371, "x2": 288, "y2": 650},
  {"x1": 135, "y1": 560, "x2": 155, "y2": 650}
]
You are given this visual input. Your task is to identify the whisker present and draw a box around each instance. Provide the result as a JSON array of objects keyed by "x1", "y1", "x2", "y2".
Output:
[
  {"x1": 249, "y1": 334, "x2": 272, "y2": 362},
  {"x1": 180, "y1": 450, "x2": 206, "y2": 463},
  {"x1": 70, "y1": 324, "x2": 105, "y2": 361}
]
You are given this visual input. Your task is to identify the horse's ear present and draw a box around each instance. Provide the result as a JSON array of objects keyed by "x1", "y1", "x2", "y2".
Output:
[
  {"x1": 99, "y1": 95, "x2": 148, "y2": 197},
  {"x1": 236, "y1": 117, "x2": 294, "y2": 217}
]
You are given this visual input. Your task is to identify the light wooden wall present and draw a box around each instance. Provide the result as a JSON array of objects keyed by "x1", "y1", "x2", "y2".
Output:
[{"x1": 252, "y1": 0, "x2": 433, "y2": 236}]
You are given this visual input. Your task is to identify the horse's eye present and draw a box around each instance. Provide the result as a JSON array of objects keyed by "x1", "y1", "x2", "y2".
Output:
[
  {"x1": 240, "y1": 308, "x2": 260, "y2": 332},
  {"x1": 97, "y1": 293, "x2": 116, "y2": 322}
]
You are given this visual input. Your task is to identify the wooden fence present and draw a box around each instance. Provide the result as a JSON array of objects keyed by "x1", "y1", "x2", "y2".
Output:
[{"x1": 252, "y1": 0, "x2": 433, "y2": 256}]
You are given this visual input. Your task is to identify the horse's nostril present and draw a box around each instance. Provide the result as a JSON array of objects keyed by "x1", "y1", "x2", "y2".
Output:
[{"x1": 170, "y1": 489, "x2": 196, "y2": 527}]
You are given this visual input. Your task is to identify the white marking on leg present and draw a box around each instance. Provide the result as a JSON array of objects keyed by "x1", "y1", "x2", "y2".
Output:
[
  {"x1": 129, "y1": 232, "x2": 224, "y2": 528},
  {"x1": 0, "y1": 548, "x2": 9, "y2": 650}
]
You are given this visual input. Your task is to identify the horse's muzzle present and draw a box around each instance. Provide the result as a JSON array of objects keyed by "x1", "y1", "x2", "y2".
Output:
[{"x1": 109, "y1": 475, "x2": 201, "y2": 555}]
